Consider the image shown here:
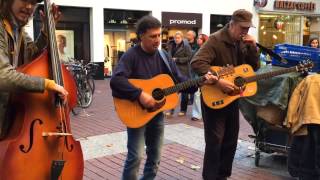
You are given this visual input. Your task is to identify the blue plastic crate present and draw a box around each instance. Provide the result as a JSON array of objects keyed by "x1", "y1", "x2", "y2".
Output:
[{"x1": 271, "y1": 43, "x2": 320, "y2": 72}]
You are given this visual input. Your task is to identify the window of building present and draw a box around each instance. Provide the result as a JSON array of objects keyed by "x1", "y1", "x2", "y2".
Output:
[{"x1": 258, "y1": 14, "x2": 302, "y2": 48}]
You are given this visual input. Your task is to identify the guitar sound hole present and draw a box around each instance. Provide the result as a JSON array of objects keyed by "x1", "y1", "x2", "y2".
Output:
[
  {"x1": 234, "y1": 76, "x2": 246, "y2": 87},
  {"x1": 152, "y1": 88, "x2": 164, "y2": 101}
]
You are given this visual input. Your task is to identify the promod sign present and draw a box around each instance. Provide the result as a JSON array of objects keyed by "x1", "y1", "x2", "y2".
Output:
[{"x1": 162, "y1": 12, "x2": 202, "y2": 28}]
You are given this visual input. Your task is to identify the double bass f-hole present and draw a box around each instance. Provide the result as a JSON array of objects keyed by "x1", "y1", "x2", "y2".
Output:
[{"x1": 19, "y1": 119, "x2": 43, "y2": 153}]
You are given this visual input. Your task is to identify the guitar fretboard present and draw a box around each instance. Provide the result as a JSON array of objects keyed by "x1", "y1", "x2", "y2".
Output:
[
  {"x1": 245, "y1": 66, "x2": 298, "y2": 83},
  {"x1": 163, "y1": 77, "x2": 205, "y2": 96}
]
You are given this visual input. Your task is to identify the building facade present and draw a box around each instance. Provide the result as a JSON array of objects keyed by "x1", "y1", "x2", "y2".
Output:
[
  {"x1": 26, "y1": 0, "x2": 320, "y2": 77},
  {"x1": 255, "y1": 0, "x2": 320, "y2": 48}
]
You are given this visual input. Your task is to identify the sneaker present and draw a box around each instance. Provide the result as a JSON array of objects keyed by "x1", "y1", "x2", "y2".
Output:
[
  {"x1": 178, "y1": 112, "x2": 186, "y2": 116},
  {"x1": 191, "y1": 117, "x2": 200, "y2": 121},
  {"x1": 165, "y1": 112, "x2": 173, "y2": 117}
]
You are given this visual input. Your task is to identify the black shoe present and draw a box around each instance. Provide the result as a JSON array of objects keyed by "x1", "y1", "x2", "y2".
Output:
[{"x1": 191, "y1": 117, "x2": 200, "y2": 121}]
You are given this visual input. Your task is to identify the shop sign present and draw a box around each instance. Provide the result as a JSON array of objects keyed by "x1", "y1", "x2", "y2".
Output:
[
  {"x1": 254, "y1": 0, "x2": 320, "y2": 14},
  {"x1": 274, "y1": 1, "x2": 315, "y2": 11},
  {"x1": 162, "y1": 12, "x2": 202, "y2": 28}
]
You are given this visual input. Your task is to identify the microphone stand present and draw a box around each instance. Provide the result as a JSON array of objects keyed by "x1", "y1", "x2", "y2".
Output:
[{"x1": 256, "y1": 42, "x2": 287, "y2": 64}]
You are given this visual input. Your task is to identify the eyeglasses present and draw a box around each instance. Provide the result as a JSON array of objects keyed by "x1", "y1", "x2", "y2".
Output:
[{"x1": 239, "y1": 25, "x2": 250, "y2": 31}]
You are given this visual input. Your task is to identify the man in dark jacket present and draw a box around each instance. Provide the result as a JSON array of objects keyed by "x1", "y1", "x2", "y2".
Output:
[
  {"x1": 0, "y1": 0, "x2": 67, "y2": 138},
  {"x1": 191, "y1": 9, "x2": 259, "y2": 180},
  {"x1": 110, "y1": 15, "x2": 217, "y2": 180},
  {"x1": 186, "y1": 30, "x2": 199, "y2": 106},
  {"x1": 186, "y1": 30, "x2": 199, "y2": 53}
]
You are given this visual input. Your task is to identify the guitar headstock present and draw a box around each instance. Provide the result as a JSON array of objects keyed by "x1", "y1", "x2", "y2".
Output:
[{"x1": 296, "y1": 60, "x2": 314, "y2": 73}]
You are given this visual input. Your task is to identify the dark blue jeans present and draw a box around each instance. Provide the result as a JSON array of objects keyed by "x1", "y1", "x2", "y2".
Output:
[{"x1": 122, "y1": 113, "x2": 164, "y2": 180}]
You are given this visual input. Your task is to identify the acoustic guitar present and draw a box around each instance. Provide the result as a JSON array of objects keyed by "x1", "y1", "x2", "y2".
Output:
[
  {"x1": 113, "y1": 74, "x2": 204, "y2": 128},
  {"x1": 201, "y1": 61, "x2": 313, "y2": 109}
]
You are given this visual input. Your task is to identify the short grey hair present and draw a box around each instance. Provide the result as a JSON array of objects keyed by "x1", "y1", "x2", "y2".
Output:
[
  {"x1": 187, "y1": 30, "x2": 196, "y2": 38},
  {"x1": 175, "y1": 31, "x2": 183, "y2": 38}
]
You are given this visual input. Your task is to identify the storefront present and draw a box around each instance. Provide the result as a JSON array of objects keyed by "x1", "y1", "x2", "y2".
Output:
[
  {"x1": 34, "y1": 6, "x2": 91, "y2": 63},
  {"x1": 103, "y1": 9, "x2": 150, "y2": 76},
  {"x1": 254, "y1": 0, "x2": 320, "y2": 48},
  {"x1": 27, "y1": 0, "x2": 255, "y2": 79},
  {"x1": 161, "y1": 12, "x2": 202, "y2": 50}
]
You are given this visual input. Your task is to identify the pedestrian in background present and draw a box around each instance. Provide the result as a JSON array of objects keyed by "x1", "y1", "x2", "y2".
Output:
[
  {"x1": 166, "y1": 31, "x2": 192, "y2": 117},
  {"x1": 186, "y1": 30, "x2": 199, "y2": 54},
  {"x1": 308, "y1": 37, "x2": 320, "y2": 48},
  {"x1": 191, "y1": 33, "x2": 208, "y2": 121},
  {"x1": 186, "y1": 30, "x2": 199, "y2": 105}
]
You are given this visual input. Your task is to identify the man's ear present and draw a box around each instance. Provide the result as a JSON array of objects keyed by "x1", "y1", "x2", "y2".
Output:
[{"x1": 137, "y1": 33, "x2": 142, "y2": 41}]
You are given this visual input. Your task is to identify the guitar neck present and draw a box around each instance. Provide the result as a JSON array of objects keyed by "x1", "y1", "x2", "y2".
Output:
[
  {"x1": 163, "y1": 76, "x2": 204, "y2": 96},
  {"x1": 245, "y1": 66, "x2": 298, "y2": 83}
]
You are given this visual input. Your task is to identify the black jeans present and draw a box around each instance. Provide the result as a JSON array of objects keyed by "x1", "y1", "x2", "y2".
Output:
[
  {"x1": 288, "y1": 124, "x2": 320, "y2": 180},
  {"x1": 201, "y1": 99, "x2": 239, "y2": 180},
  {"x1": 180, "y1": 92, "x2": 189, "y2": 112}
]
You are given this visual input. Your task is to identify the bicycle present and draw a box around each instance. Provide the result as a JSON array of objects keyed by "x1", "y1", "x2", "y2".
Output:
[
  {"x1": 65, "y1": 59, "x2": 96, "y2": 115},
  {"x1": 84, "y1": 62, "x2": 99, "y2": 94}
]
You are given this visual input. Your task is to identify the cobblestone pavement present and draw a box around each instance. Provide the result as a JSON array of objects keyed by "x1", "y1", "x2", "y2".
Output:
[{"x1": 71, "y1": 80, "x2": 295, "y2": 180}]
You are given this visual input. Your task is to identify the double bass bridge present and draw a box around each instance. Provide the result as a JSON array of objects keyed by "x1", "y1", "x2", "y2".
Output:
[{"x1": 42, "y1": 132, "x2": 72, "y2": 137}]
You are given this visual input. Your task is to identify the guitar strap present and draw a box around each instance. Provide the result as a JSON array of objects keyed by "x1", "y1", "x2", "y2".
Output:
[{"x1": 159, "y1": 49, "x2": 178, "y2": 83}]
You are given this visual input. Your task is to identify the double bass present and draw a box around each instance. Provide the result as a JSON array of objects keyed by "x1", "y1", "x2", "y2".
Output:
[{"x1": 0, "y1": 0, "x2": 84, "y2": 179}]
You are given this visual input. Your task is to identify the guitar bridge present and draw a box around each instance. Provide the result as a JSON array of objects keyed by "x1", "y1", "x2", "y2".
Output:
[{"x1": 212, "y1": 100, "x2": 224, "y2": 106}]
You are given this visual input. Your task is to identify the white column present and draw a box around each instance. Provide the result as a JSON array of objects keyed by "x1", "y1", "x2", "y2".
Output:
[
  {"x1": 202, "y1": 12, "x2": 211, "y2": 36},
  {"x1": 152, "y1": 10, "x2": 162, "y2": 49},
  {"x1": 90, "y1": 6, "x2": 104, "y2": 63},
  {"x1": 251, "y1": 7, "x2": 259, "y2": 42},
  {"x1": 152, "y1": 10, "x2": 162, "y2": 23}
]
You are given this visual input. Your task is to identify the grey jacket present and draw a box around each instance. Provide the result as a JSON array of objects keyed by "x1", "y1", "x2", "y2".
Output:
[
  {"x1": 191, "y1": 24, "x2": 259, "y2": 75},
  {"x1": 168, "y1": 39, "x2": 193, "y2": 78},
  {"x1": 0, "y1": 18, "x2": 47, "y2": 138}
]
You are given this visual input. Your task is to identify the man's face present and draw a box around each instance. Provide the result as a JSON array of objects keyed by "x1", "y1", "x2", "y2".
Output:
[
  {"x1": 186, "y1": 31, "x2": 195, "y2": 42},
  {"x1": 11, "y1": 0, "x2": 38, "y2": 26},
  {"x1": 174, "y1": 34, "x2": 183, "y2": 44},
  {"x1": 140, "y1": 27, "x2": 161, "y2": 54},
  {"x1": 230, "y1": 22, "x2": 250, "y2": 41}
]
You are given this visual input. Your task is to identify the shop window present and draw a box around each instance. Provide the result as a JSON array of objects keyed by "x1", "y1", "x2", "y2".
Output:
[
  {"x1": 103, "y1": 9, "x2": 150, "y2": 76},
  {"x1": 303, "y1": 16, "x2": 320, "y2": 46},
  {"x1": 210, "y1": 15, "x2": 231, "y2": 34},
  {"x1": 33, "y1": 6, "x2": 91, "y2": 63},
  {"x1": 258, "y1": 14, "x2": 301, "y2": 48}
]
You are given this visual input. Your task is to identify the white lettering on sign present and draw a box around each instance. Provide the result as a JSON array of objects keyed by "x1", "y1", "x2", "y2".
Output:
[{"x1": 169, "y1": 19, "x2": 197, "y2": 25}]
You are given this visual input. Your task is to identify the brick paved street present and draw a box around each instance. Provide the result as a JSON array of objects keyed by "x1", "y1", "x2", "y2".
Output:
[{"x1": 71, "y1": 80, "x2": 295, "y2": 180}]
